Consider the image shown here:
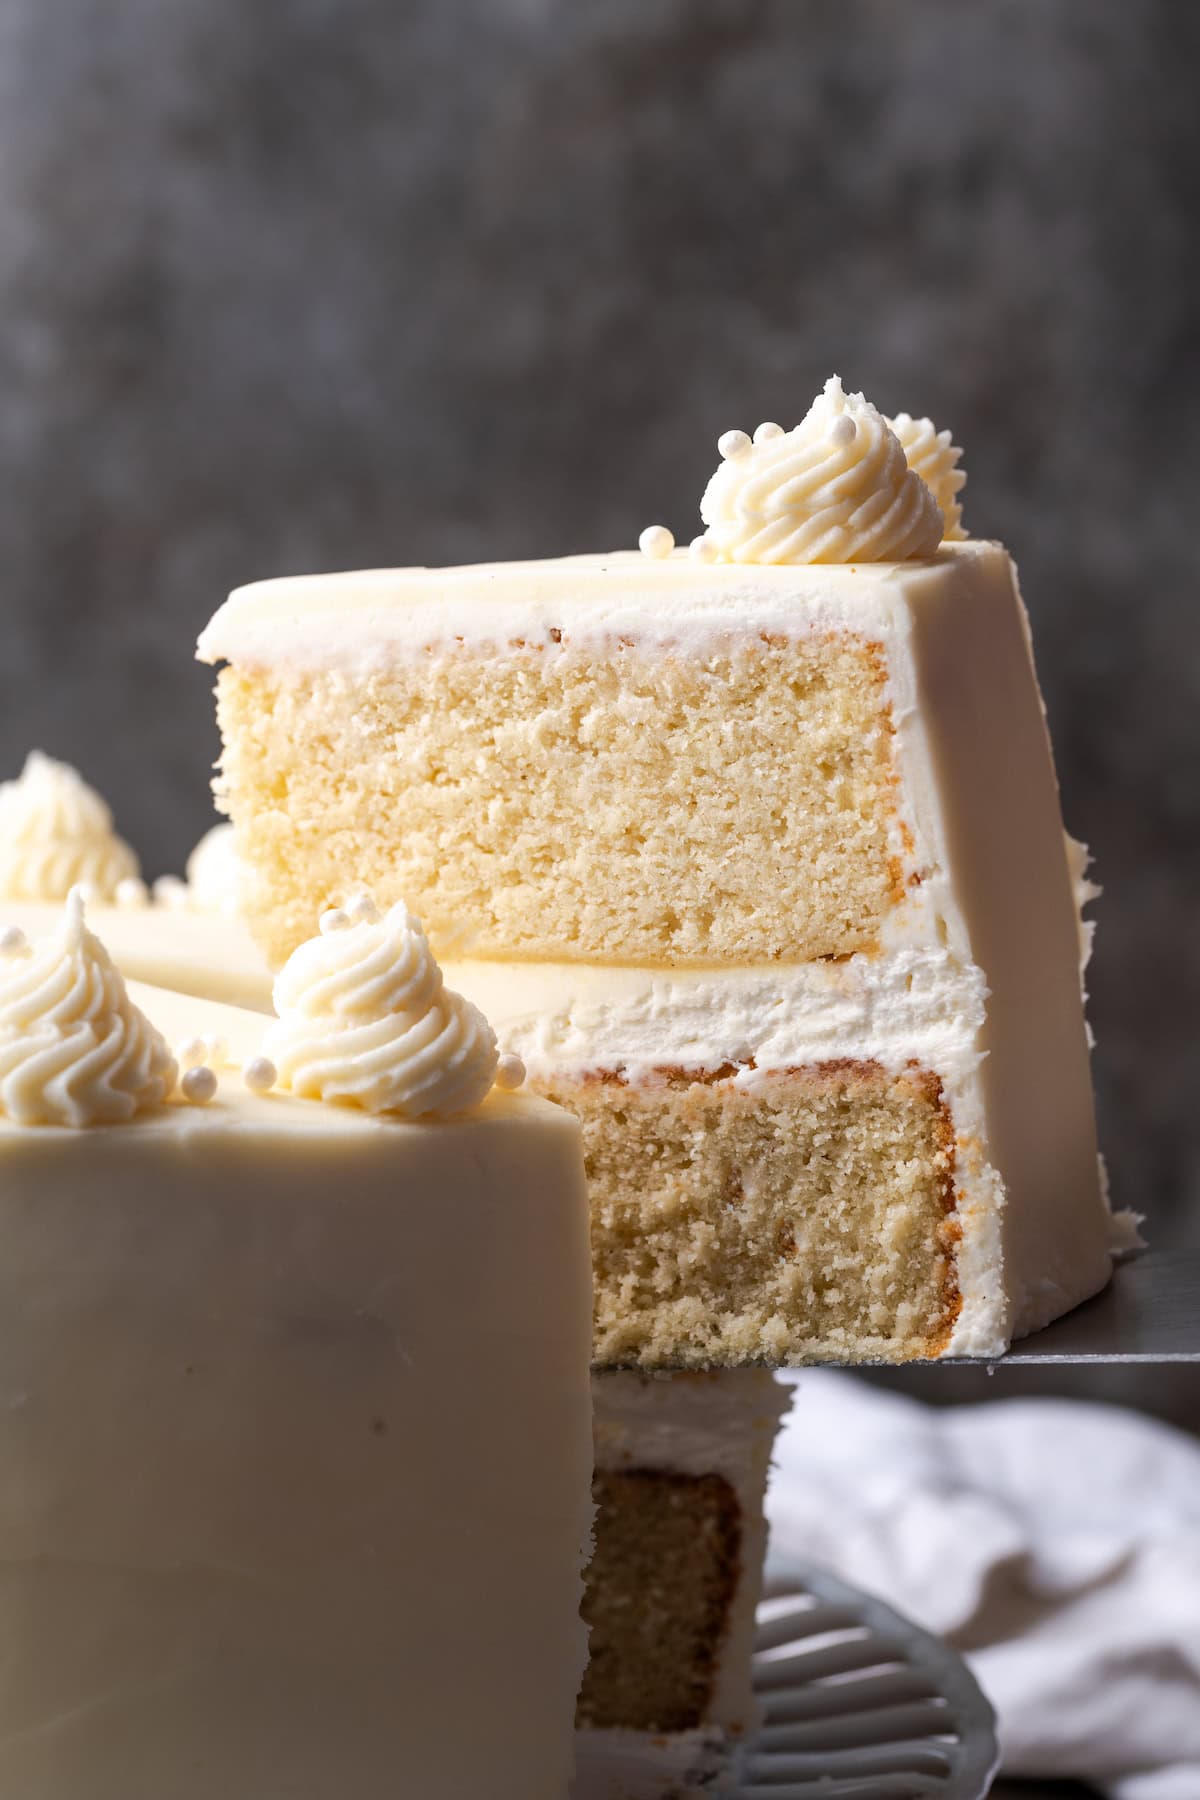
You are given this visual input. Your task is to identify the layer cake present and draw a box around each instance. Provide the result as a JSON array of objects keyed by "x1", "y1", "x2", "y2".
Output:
[
  {"x1": 198, "y1": 378, "x2": 1133, "y2": 1364},
  {"x1": 0, "y1": 896, "x2": 594, "y2": 1800}
]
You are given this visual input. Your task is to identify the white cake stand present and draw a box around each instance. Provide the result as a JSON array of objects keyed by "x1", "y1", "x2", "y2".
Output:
[{"x1": 573, "y1": 1560, "x2": 999, "y2": 1800}]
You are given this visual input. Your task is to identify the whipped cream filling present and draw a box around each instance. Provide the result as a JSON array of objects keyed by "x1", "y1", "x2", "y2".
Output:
[{"x1": 440, "y1": 949, "x2": 987, "y2": 1090}]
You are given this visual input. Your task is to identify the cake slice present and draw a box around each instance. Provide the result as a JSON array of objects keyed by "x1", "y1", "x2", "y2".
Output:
[
  {"x1": 0, "y1": 896, "x2": 594, "y2": 1800},
  {"x1": 198, "y1": 378, "x2": 1131, "y2": 1363}
]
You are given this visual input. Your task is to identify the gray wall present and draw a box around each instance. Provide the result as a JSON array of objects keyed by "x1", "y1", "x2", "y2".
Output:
[{"x1": 0, "y1": 1, "x2": 1195, "y2": 1243}]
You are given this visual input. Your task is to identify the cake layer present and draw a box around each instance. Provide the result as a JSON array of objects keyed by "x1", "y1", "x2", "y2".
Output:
[
  {"x1": 0, "y1": 1065, "x2": 593, "y2": 1797},
  {"x1": 198, "y1": 540, "x2": 1054, "y2": 971},
  {"x1": 435, "y1": 954, "x2": 1126, "y2": 1361},
  {"x1": 557, "y1": 1062, "x2": 960, "y2": 1366},
  {"x1": 585, "y1": 1370, "x2": 788, "y2": 1738}
]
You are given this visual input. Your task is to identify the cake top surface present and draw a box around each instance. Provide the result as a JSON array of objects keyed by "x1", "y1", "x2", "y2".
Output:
[{"x1": 198, "y1": 537, "x2": 1000, "y2": 669}]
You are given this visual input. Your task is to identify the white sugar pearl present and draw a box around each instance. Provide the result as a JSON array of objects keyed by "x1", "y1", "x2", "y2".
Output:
[
  {"x1": 637, "y1": 524, "x2": 674, "y2": 560},
  {"x1": 319, "y1": 906, "x2": 351, "y2": 934},
  {"x1": 718, "y1": 429, "x2": 751, "y2": 461},
  {"x1": 494, "y1": 1053, "x2": 526, "y2": 1093},
  {"x1": 689, "y1": 534, "x2": 719, "y2": 564},
  {"x1": 202, "y1": 1035, "x2": 229, "y2": 1070},
  {"x1": 828, "y1": 414, "x2": 857, "y2": 447},
  {"x1": 0, "y1": 924, "x2": 26, "y2": 953},
  {"x1": 344, "y1": 892, "x2": 380, "y2": 924},
  {"x1": 115, "y1": 876, "x2": 150, "y2": 909},
  {"x1": 175, "y1": 1036, "x2": 208, "y2": 1070},
  {"x1": 753, "y1": 421, "x2": 784, "y2": 443},
  {"x1": 242, "y1": 1055, "x2": 277, "y2": 1094},
  {"x1": 180, "y1": 1065, "x2": 217, "y2": 1105},
  {"x1": 153, "y1": 874, "x2": 189, "y2": 911}
]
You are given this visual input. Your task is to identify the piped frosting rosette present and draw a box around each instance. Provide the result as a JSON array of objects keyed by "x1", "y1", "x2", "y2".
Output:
[
  {"x1": 697, "y1": 377, "x2": 943, "y2": 565},
  {"x1": 0, "y1": 888, "x2": 177, "y2": 1126},
  {"x1": 887, "y1": 411, "x2": 967, "y2": 540},
  {"x1": 0, "y1": 750, "x2": 140, "y2": 901},
  {"x1": 263, "y1": 895, "x2": 500, "y2": 1119}
]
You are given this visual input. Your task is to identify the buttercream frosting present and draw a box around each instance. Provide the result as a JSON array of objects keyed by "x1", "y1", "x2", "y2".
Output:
[
  {"x1": 888, "y1": 411, "x2": 967, "y2": 540},
  {"x1": 263, "y1": 895, "x2": 499, "y2": 1117},
  {"x1": 696, "y1": 377, "x2": 943, "y2": 565},
  {"x1": 184, "y1": 822, "x2": 244, "y2": 915},
  {"x1": 0, "y1": 751, "x2": 139, "y2": 901},
  {"x1": 0, "y1": 889, "x2": 176, "y2": 1127}
]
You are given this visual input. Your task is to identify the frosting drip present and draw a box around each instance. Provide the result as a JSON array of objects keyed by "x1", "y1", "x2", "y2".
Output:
[
  {"x1": 698, "y1": 377, "x2": 943, "y2": 565},
  {"x1": 888, "y1": 412, "x2": 967, "y2": 540},
  {"x1": 0, "y1": 890, "x2": 177, "y2": 1126},
  {"x1": 185, "y1": 822, "x2": 244, "y2": 915},
  {"x1": 264, "y1": 896, "x2": 499, "y2": 1118},
  {"x1": 0, "y1": 751, "x2": 140, "y2": 901}
]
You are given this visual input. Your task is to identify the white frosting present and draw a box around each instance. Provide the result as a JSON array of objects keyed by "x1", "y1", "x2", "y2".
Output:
[
  {"x1": 442, "y1": 950, "x2": 986, "y2": 1091},
  {"x1": 264, "y1": 897, "x2": 498, "y2": 1118},
  {"x1": 198, "y1": 540, "x2": 1004, "y2": 673},
  {"x1": 196, "y1": 538, "x2": 1117, "y2": 1360},
  {"x1": 592, "y1": 1370, "x2": 790, "y2": 1737},
  {"x1": 0, "y1": 751, "x2": 139, "y2": 901},
  {"x1": 184, "y1": 822, "x2": 245, "y2": 915},
  {"x1": 0, "y1": 1072, "x2": 593, "y2": 1798},
  {"x1": 0, "y1": 890, "x2": 176, "y2": 1127},
  {"x1": 696, "y1": 378, "x2": 943, "y2": 565},
  {"x1": 888, "y1": 411, "x2": 967, "y2": 540}
]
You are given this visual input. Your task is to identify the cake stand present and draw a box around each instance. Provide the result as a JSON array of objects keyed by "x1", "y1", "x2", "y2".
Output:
[
  {"x1": 739, "y1": 1562, "x2": 999, "y2": 1799},
  {"x1": 573, "y1": 1560, "x2": 999, "y2": 1800}
]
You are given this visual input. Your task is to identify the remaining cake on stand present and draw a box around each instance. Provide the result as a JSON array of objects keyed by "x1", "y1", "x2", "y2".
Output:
[{"x1": 0, "y1": 893, "x2": 594, "y2": 1800}]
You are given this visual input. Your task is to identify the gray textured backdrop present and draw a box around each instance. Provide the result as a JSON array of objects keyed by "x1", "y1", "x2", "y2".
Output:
[{"x1": 0, "y1": 0, "x2": 1195, "y2": 1246}]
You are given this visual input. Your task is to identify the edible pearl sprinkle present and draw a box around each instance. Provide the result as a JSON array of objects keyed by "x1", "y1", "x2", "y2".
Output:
[
  {"x1": 180, "y1": 1065, "x2": 217, "y2": 1105},
  {"x1": 319, "y1": 907, "x2": 351, "y2": 934},
  {"x1": 494, "y1": 1053, "x2": 527, "y2": 1092},
  {"x1": 345, "y1": 892, "x2": 380, "y2": 924},
  {"x1": 176, "y1": 1037, "x2": 208, "y2": 1070},
  {"x1": 829, "y1": 414, "x2": 857, "y2": 447},
  {"x1": 753, "y1": 421, "x2": 784, "y2": 443},
  {"x1": 689, "y1": 534, "x2": 719, "y2": 564},
  {"x1": 115, "y1": 876, "x2": 150, "y2": 909},
  {"x1": 202, "y1": 1035, "x2": 229, "y2": 1070},
  {"x1": 717, "y1": 429, "x2": 751, "y2": 460},
  {"x1": 242, "y1": 1055, "x2": 277, "y2": 1094},
  {"x1": 0, "y1": 924, "x2": 26, "y2": 953},
  {"x1": 637, "y1": 524, "x2": 674, "y2": 560}
]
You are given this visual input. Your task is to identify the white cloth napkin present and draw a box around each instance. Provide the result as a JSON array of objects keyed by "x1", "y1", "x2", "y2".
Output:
[{"x1": 765, "y1": 1373, "x2": 1200, "y2": 1799}]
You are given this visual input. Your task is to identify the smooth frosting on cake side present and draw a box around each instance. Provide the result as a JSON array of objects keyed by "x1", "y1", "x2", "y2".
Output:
[{"x1": 0, "y1": 903, "x2": 595, "y2": 1800}]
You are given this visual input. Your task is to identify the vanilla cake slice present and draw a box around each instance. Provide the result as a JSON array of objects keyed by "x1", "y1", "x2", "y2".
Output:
[{"x1": 198, "y1": 378, "x2": 1135, "y2": 1365}]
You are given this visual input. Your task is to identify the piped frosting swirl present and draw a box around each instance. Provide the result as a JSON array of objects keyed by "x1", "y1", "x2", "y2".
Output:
[
  {"x1": 0, "y1": 889, "x2": 177, "y2": 1126},
  {"x1": 888, "y1": 411, "x2": 967, "y2": 540},
  {"x1": 0, "y1": 751, "x2": 140, "y2": 901},
  {"x1": 185, "y1": 822, "x2": 245, "y2": 915},
  {"x1": 263, "y1": 895, "x2": 499, "y2": 1118},
  {"x1": 697, "y1": 377, "x2": 943, "y2": 565}
]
